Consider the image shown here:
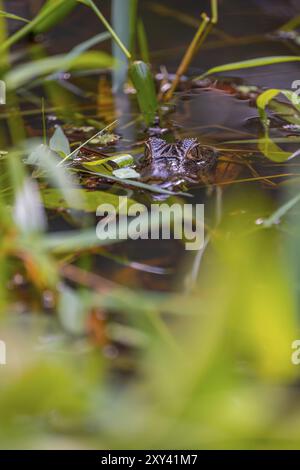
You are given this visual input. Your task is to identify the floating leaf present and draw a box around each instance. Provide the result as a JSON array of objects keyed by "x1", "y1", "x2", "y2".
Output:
[
  {"x1": 41, "y1": 187, "x2": 137, "y2": 212},
  {"x1": 89, "y1": 132, "x2": 120, "y2": 145},
  {"x1": 112, "y1": 154, "x2": 134, "y2": 167},
  {"x1": 83, "y1": 154, "x2": 134, "y2": 168},
  {"x1": 112, "y1": 168, "x2": 140, "y2": 179}
]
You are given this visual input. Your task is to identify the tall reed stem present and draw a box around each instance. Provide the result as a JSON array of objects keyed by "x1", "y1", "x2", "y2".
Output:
[{"x1": 164, "y1": 0, "x2": 218, "y2": 101}]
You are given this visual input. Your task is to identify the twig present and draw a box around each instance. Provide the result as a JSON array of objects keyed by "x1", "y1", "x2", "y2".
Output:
[
  {"x1": 57, "y1": 120, "x2": 118, "y2": 167},
  {"x1": 164, "y1": 0, "x2": 218, "y2": 101},
  {"x1": 84, "y1": 0, "x2": 132, "y2": 60}
]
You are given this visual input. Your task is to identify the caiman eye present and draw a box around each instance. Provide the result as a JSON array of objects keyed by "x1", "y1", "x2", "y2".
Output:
[{"x1": 186, "y1": 144, "x2": 201, "y2": 160}]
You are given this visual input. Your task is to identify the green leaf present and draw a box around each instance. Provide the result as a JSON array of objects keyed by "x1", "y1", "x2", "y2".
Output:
[
  {"x1": 32, "y1": 0, "x2": 77, "y2": 34},
  {"x1": 256, "y1": 89, "x2": 282, "y2": 126},
  {"x1": 137, "y1": 18, "x2": 150, "y2": 64},
  {"x1": 13, "y1": 179, "x2": 46, "y2": 234},
  {"x1": 5, "y1": 51, "x2": 114, "y2": 90},
  {"x1": 262, "y1": 193, "x2": 300, "y2": 228},
  {"x1": 79, "y1": 0, "x2": 131, "y2": 59},
  {"x1": 41, "y1": 187, "x2": 137, "y2": 212},
  {"x1": 112, "y1": 154, "x2": 134, "y2": 167},
  {"x1": 83, "y1": 154, "x2": 134, "y2": 172},
  {"x1": 0, "y1": 0, "x2": 71, "y2": 53},
  {"x1": 257, "y1": 88, "x2": 300, "y2": 119},
  {"x1": 258, "y1": 135, "x2": 291, "y2": 162},
  {"x1": 58, "y1": 286, "x2": 89, "y2": 335},
  {"x1": 68, "y1": 32, "x2": 111, "y2": 59},
  {"x1": 42, "y1": 228, "x2": 113, "y2": 252},
  {"x1": 256, "y1": 88, "x2": 300, "y2": 162},
  {"x1": 129, "y1": 60, "x2": 158, "y2": 125},
  {"x1": 80, "y1": 168, "x2": 192, "y2": 197},
  {"x1": 44, "y1": 32, "x2": 112, "y2": 81},
  {"x1": 223, "y1": 137, "x2": 300, "y2": 145},
  {"x1": 49, "y1": 126, "x2": 71, "y2": 157},
  {"x1": 112, "y1": 168, "x2": 140, "y2": 179},
  {"x1": 198, "y1": 56, "x2": 300, "y2": 78},
  {"x1": 27, "y1": 143, "x2": 82, "y2": 209},
  {"x1": 0, "y1": 10, "x2": 29, "y2": 23}
]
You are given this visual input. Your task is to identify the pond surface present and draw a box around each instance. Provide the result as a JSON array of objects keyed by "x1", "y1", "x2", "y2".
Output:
[
  {"x1": 2, "y1": 0, "x2": 300, "y2": 292},
  {"x1": 2, "y1": 0, "x2": 300, "y2": 451}
]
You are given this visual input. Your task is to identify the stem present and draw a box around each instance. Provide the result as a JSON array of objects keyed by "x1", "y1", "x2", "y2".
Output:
[
  {"x1": 164, "y1": 13, "x2": 210, "y2": 101},
  {"x1": 164, "y1": 0, "x2": 218, "y2": 101},
  {"x1": 85, "y1": 0, "x2": 132, "y2": 60},
  {"x1": 57, "y1": 120, "x2": 118, "y2": 166},
  {"x1": 0, "y1": 0, "x2": 66, "y2": 53},
  {"x1": 41, "y1": 98, "x2": 47, "y2": 145},
  {"x1": 211, "y1": 0, "x2": 218, "y2": 24}
]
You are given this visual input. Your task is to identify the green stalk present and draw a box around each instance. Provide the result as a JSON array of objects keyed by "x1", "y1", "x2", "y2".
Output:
[
  {"x1": 129, "y1": 61, "x2": 157, "y2": 125},
  {"x1": 165, "y1": 13, "x2": 210, "y2": 101},
  {"x1": 83, "y1": 0, "x2": 131, "y2": 60},
  {"x1": 42, "y1": 98, "x2": 47, "y2": 145},
  {"x1": 137, "y1": 18, "x2": 150, "y2": 64},
  {"x1": 129, "y1": 0, "x2": 139, "y2": 56},
  {"x1": 0, "y1": 0, "x2": 67, "y2": 53},
  {"x1": 211, "y1": 0, "x2": 218, "y2": 24},
  {"x1": 82, "y1": 1, "x2": 157, "y2": 125},
  {"x1": 165, "y1": 0, "x2": 218, "y2": 100}
]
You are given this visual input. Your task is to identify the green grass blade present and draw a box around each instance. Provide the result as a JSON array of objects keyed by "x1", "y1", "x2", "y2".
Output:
[
  {"x1": 0, "y1": 0, "x2": 74, "y2": 53},
  {"x1": 68, "y1": 31, "x2": 111, "y2": 58},
  {"x1": 256, "y1": 88, "x2": 300, "y2": 162},
  {"x1": 0, "y1": 10, "x2": 29, "y2": 23},
  {"x1": 197, "y1": 56, "x2": 300, "y2": 79},
  {"x1": 112, "y1": 0, "x2": 131, "y2": 91},
  {"x1": 258, "y1": 135, "x2": 292, "y2": 162},
  {"x1": 33, "y1": 0, "x2": 77, "y2": 34},
  {"x1": 27, "y1": 142, "x2": 83, "y2": 210},
  {"x1": 79, "y1": 0, "x2": 131, "y2": 60},
  {"x1": 263, "y1": 193, "x2": 300, "y2": 228},
  {"x1": 137, "y1": 18, "x2": 150, "y2": 63},
  {"x1": 80, "y1": 168, "x2": 192, "y2": 197},
  {"x1": 57, "y1": 121, "x2": 118, "y2": 166},
  {"x1": 129, "y1": 60, "x2": 158, "y2": 125},
  {"x1": 129, "y1": 0, "x2": 139, "y2": 56},
  {"x1": 5, "y1": 51, "x2": 114, "y2": 90}
]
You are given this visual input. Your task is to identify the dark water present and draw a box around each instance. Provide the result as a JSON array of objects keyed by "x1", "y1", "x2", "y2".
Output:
[{"x1": 3, "y1": 0, "x2": 300, "y2": 290}]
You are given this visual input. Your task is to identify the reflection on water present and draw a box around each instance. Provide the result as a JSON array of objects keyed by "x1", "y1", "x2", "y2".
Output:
[{"x1": 1, "y1": 0, "x2": 300, "y2": 290}]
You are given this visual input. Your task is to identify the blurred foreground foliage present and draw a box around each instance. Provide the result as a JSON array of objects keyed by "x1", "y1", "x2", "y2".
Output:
[{"x1": 1, "y1": 187, "x2": 300, "y2": 449}]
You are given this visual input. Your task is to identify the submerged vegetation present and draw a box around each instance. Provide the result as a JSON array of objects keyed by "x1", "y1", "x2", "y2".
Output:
[{"x1": 1, "y1": 0, "x2": 300, "y2": 450}]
